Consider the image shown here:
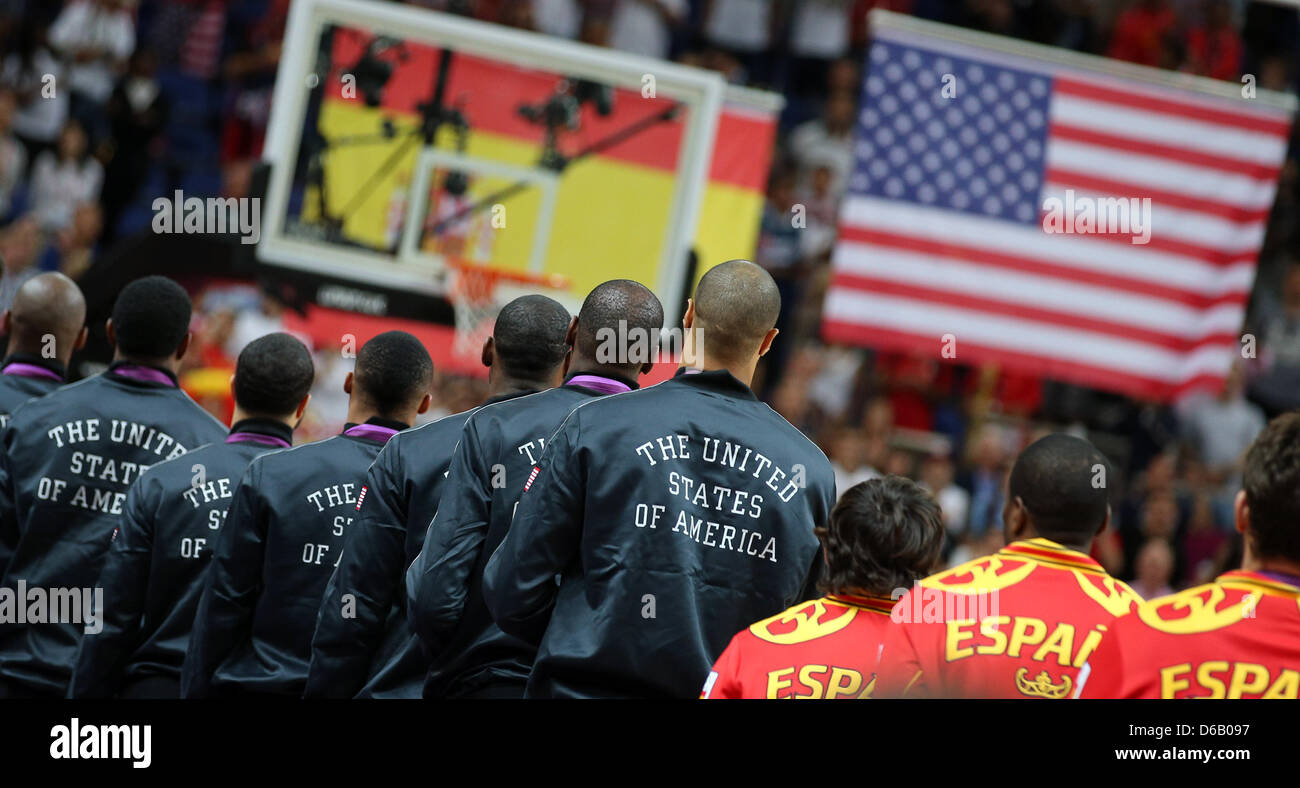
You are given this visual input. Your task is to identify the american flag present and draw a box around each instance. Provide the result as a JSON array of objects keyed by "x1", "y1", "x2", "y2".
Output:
[{"x1": 824, "y1": 12, "x2": 1296, "y2": 401}]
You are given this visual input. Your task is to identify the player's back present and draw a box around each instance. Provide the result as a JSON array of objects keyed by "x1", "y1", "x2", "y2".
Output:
[
  {"x1": 1077, "y1": 570, "x2": 1300, "y2": 699},
  {"x1": 877, "y1": 538, "x2": 1141, "y2": 699},
  {"x1": 0, "y1": 366, "x2": 226, "y2": 694},
  {"x1": 518, "y1": 369, "x2": 836, "y2": 698},
  {"x1": 417, "y1": 383, "x2": 608, "y2": 697},
  {"x1": 702, "y1": 594, "x2": 893, "y2": 699},
  {"x1": 70, "y1": 433, "x2": 287, "y2": 697}
]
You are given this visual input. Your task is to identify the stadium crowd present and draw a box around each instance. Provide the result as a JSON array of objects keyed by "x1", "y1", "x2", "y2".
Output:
[{"x1": 0, "y1": 0, "x2": 1296, "y2": 602}]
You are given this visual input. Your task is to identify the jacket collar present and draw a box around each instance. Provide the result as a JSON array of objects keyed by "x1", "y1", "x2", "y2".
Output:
[
  {"x1": 671, "y1": 367, "x2": 758, "y2": 401},
  {"x1": 564, "y1": 370, "x2": 640, "y2": 393},
  {"x1": 1219, "y1": 569, "x2": 1300, "y2": 597},
  {"x1": 826, "y1": 592, "x2": 897, "y2": 615},
  {"x1": 342, "y1": 416, "x2": 408, "y2": 444},
  {"x1": 107, "y1": 360, "x2": 179, "y2": 388},
  {"x1": 0, "y1": 352, "x2": 66, "y2": 382},
  {"x1": 483, "y1": 388, "x2": 541, "y2": 407},
  {"x1": 998, "y1": 538, "x2": 1105, "y2": 574},
  {"x1": 227, "y1": 418, "x2": 294, "y2": 449}
]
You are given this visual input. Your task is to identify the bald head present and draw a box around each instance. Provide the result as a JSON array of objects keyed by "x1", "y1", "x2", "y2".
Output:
[
  {"x1": 4, "y1": 273, "x2": 86, "y2": 364},
  {"x1": 574, "y1": 279, "x2": 664, "y2": 378},
  {"x1": 692, "y1": 259, "x2": 781, "y2": 365}
]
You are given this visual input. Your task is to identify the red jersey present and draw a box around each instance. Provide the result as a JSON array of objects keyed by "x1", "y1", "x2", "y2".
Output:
[
  {"x1": 701, "y1": 594, "x2": 894, "y2": 699},
  {"x1": 1076, "y1": 570, "x2": 1300, "y2": 699},
  {"x1": 876, "y1": 538, "x2": 1140, "y2": 699}
]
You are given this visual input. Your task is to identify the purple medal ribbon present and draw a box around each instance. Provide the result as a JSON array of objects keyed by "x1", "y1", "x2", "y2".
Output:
[
  {"x1": 568, "y1": 375, "x2": 632, "y2": 395},
  {"x1": 1, "y1": 362, "x2": 62, "y2": 382},
  {"x1": 225, "y1": 431, "x2": 292, "y2": 449},
  {"x1": 113, "y1": 364, "x2": 177, "y2": 387},
  {"x1": 1254, "y1": 570, "x2": 1300, "y2": 589},
  {"x1": 344, "y1": 423, "x2": 399, "y2": 443}
]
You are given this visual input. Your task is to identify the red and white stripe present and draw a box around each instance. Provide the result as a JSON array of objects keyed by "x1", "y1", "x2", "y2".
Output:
[{"x1": 827, "y1": 50, "x2": 1294, "y2": 401}]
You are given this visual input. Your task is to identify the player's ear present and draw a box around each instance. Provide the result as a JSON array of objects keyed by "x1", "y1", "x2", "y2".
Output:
[
  {"x1": 1097, "y1": 504, "x2": 1111, "y2": 538},
  {"x1": 74, "y1": 325, "x2": 88, "y2": 351},
  {"x1": 564, "y1": 316, "x2": 578, "y2": 349},
  {"x1": 757, "y1": 327, "x2": 779, "y2": 358},
  {"x1": 682, "y1": 299, "x2": 695, "y2": 330},
  {"x1": 1233, "y1": 489, "x2": 1250, "y2": 537},
  {"x1": 294, "y1": 393, "x2": 311, "y2": 424},
  {"x1": 104, "y1": 318, "x2": 116, "y2": 349},
  {"x1": 227, "y1": 373, "x2": 237, "y2": 401},
  {"x1": 0, "y1": 309, "x2": 10, "y2": 335},
  {"x1": 416, "y1": 393, "x2": 432, "y2": 415},
  {"x1": 343, "y1": 371, "x2": 354, "y2": 396},
  {"x1": 481, "y1": 336, "x2": 494, "y2": 368},
  {"x1": 174, "y1": 331, "x2": 192, "y2": 361}
]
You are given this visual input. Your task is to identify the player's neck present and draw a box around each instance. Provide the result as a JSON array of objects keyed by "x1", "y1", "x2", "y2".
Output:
[
  {"x1": 4, "y1": 341, "x2": 69, "y2": 367},
  {"x1": 488, "y1": 373, "x2": 554, "y2": 398},
  {"x1": 230, "y1": 406, "x2": 298, "y2": 432},
  {"x1": 1242, "y1": 552, "x2": 1300, "y2": 579},
  {"x1": 690, "y1": 352, "x2": 757, "y2": 389},
  {"x1": 112, "y1": 352, "x2": 179, "y2": 374}
]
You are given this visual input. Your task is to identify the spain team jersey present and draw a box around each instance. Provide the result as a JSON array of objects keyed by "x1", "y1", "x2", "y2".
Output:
[
  {"x1": 700, "y1": 594, "x2": 895, "y2": 699},
  {"x1": 1076, "y1": 570, "x2": 1300, "y2": 699},
  {"x1": 875, "y1": 538, "x2": 1141, "y2": 699}
]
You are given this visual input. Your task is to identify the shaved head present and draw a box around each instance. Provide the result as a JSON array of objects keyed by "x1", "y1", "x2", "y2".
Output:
[
  {"x1": 692, "y1": 259, "x2": 781, "y2": 364},
  {"x1": 575, "y1": 279, "x2": 664, "y2": 377},
  {"x1": 5, "y1": 273, "x2": 86, "y2": 362}
]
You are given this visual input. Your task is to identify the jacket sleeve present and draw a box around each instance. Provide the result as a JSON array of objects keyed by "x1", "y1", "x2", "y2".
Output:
[
  {"x1": 68, "y1": 474, "x2": 159, "y2": 698},
  {"x1": 404, "y1": 419, "x2": 493, "y2": 656},
  {"x1": 0, "y1": 421, "x2": 18, "y2": 581},
  {"x1": 481, "y1": 410, "x2": 586, "y2": 646},
  {"x1": 305, "y1": 447, "x2": 407, "y2": 698},
  {"x1": 181, "y1": 461, "x2": 269, "y2": 698}
]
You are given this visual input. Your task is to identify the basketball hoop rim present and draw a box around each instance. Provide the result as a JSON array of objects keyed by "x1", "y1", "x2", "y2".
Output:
[{"x1": 445, "y1": 258, "x2": 570, "y2": 292}]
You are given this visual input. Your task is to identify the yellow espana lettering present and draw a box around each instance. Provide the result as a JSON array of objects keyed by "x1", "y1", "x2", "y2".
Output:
[
  {"x1": 1263, "y1": 669, "x2": 1299, "y2": 699},
  {"x1": 1228, "y1": 663, "x2": 1270, "y2": 698},
  {"x1": 825, "y1": 667, "x2": 862, "y2": 699},
  {"x1": 1160, "y1": 663, "x2": 1191, "y2": 698},
  {"x1": 766, "y1": 667, "x2": 794, "y2": 699},
  {"x1": 1031, "y1": 623, "x2": 1076, "y2": 666},
  {"x1": 976, "y1": 616, "x2": 1009, "y2": 655},
  {"x1": 797, "y1": 664, "x2": 827, "y2": 699},
  {"x1": 1007, "y1": 617, "x2": 1047, "y2": 657},
  {"x1": 1072, "y1": 624, "x2": 1107, "y2": 668},
  {"x1": 1195, "y1": 660, "x2": 1229, "y2": 699},
  {"x1": 945, "y1": 619, "x2": 976, "y2": 662}
]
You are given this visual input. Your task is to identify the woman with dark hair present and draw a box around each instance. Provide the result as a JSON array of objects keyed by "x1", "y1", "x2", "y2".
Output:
[
  {"x1": 28, "y1": 118, "x2": 103, "y2": 233},
  {"x1": 701, "y1": 476, "x2": 945, "y2": 699}
]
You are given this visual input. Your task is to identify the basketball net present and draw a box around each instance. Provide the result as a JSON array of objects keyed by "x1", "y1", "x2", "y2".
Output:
[{"x1": 447, "y1": 261, "x2": 571, "y2": 360}]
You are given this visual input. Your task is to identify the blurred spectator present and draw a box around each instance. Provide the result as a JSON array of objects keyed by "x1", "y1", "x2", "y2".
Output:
[
  {"x1": 919, "y1": 451, "x2": 969, "y2": 539},
  {"x1": 1247, "y1": 259, "x2": 1300, "y2": 416},
  {"x1": 220, "y1": 0, "x2": 289, "y2": 198},
  {"x1": 608, "y1": 0, "x2": 686, "y2": 60},
  {"x1": 1178, "y1": 361, "x2": 1264, "y2": 510},
  {"x1": 703, "y1": 0, "x2": 775, "y2": 84},
  {"x1": 786, "y1": 90, "x2": 856, "y2": 188},
  {"x1": 48, "y1": 0, "x2": 136, "y2": 146},
  {"x1": 0, "y1": 214, "x2": 40, "y2": 312},
  {"x1": 532, "y1": 0, "x2": 583, "y2": 39},
  {"x1": 1107, "y1": 0, "x2": 1178, "y2": 68},
  {"x1": 28, "y1": 119, "x2": 102, "y2": 233},
  {"x1": 101, "y1": 48, "x2": 166, "y2": 242},
  {"x1": 829, "y1": 427, "x2": 880, "y2": 493},
  {"x1": 1183, "y1": 492, "x2": 1228, "y2": 585},
  {"x1": 787, "y1": 0, "x2": 853, "y2": 97},
  {"x1": 1184, "y1": 0, "x2": 1243, "y2": 80},
  {"x1": 1131, "y1": 538, "x2": 1176, "y2": 600},
  {"x1": 1, "y1": 18, "x2": 69, "y2": 155},
  {"x1": 794, "y1": 160, "x2": 841, "y2": 261},
  {"x1": 38, "y1": 201, "x2": 102, "y2": 279},
  {"x1": 957, "y1": 425, "x2": 1007, "y2": 539},
  {"x1": 0, "y1": 88, "x2": 26, "y2": 218}
]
